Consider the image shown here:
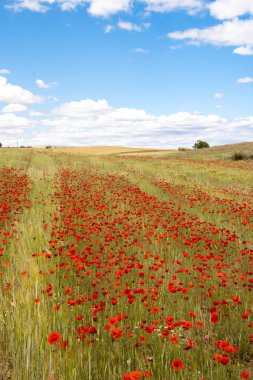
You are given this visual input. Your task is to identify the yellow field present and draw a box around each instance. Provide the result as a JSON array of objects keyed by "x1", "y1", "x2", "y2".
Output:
[
  {"x1": 31, "y1": 141, "x2": 253, "y2": 159},
  {"x1": 35, "y1": 146, "x2": 165, "y2": 156}
]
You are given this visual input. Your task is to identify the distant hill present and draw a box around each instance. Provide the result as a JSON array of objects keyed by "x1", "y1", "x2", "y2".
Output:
[
  {"x1": 32, "y1": 142, "x2": 253, "y2": 160},
  {"x1": 175, "y1": 141, "x2": 253, "y2": 160}
]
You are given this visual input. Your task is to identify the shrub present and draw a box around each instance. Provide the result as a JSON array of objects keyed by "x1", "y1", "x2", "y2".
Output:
[
  {"x1": 232, "y1": 152, "x2": 248, "y2": 161},
  {"x1": 178, "y1": 147, "x2": 190, "y2": 151},
  {"x1": 45, "y1": 145, "x2": 52, "y2": 149},
  {"x1": 193, "y1": 140, "x2": 210, "y2": 149}
]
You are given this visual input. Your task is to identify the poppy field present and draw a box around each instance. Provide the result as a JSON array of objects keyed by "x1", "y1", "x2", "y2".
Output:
[{"x1": 0, "y1": 149, "x2": 252, "y2": 380}]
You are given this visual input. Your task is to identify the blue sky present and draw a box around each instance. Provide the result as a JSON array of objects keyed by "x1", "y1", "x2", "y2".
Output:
[{"x1": 0, "y1": 0, "x2": 252, "y2": 148}]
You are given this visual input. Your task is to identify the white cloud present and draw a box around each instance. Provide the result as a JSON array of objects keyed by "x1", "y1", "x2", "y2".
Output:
[
  {"x1": 214, "y1": 92, "x2": 224, "y2": 99},
  {"x1": 118, "y1": 21, "x2": 142, "y2": 32},
  {"x1": 237, "y1": 77, "x2": 253, "y2": 84},
  {"x1": 19, "y1": 98, "x2": 252, "y2": 149},
  {"x1": 104, "y1": 25, "x2": 114, "y2": 33},
  {"x1": 0, "y1": 113, "x2": 31, "y2": 128},
  {"x1": 36, "y1": 79, "x2": 50, "y2": 89},
  {"x1": 233, "y1": 46, "x2": 253, "y2": 56},
  {"x1": 132, "y1": 48, "x2": 149, "y2": 53},
  {"x1": 5, "y1": 0, "x2": 253, "y2": 22},
  {"x1": 0, "y1": 99, "x2": 253, "y2": 148},
  {"x1": 0, "y1": 69, "x2": 11, "y2": 75},
  {"x1": 209, "y1": 0, "x2": 253, "y2": 20},
  {"x1": 6, "y1": 0, "x2": 86, "y2": 12},
  {"x1": 6, "y1": 0, "x2": 51, "y2": 12},
  {"x1": 6, "y1": 0, "x2": 131, "y2": 15},
  {"x1": 0, "y1": 112, "x2": 35, "y2": 146},
  {"x1": 87, "y1": 0, "x2": 131, "y2": 16},
  {"x1": 216, "y1": 105, "x2": 223, "y2": 109},
  {"x1": 0, "y1": 76, "x2": 43, "y2": 104},
  {"x1": 1, "y1": 104, "x2": 28, "y2": 113},
  {"x1": 142, "y1": 0, "x2": 204, "y2": 13},
  {"x1": 28, "y1": 110, "x2": 44, "y2": 116},
  {"x1": 52, "y1": 98, "x2": 111, "y2": 117},
  {"x1": 168, "y1": 18, "x2": 253, "y2": 52},
  {"x1": 7, "y1": 0, "x2": 205, "y2": 16},
  {"x1": 36, "y1": 78, "x2": 58, "y2": 89},
  {"x1": 59, "y1": 0, "x2": 85, "y2": 11}
]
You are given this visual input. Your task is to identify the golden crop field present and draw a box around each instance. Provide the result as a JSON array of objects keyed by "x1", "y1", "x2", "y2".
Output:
[{"x1": 0, "y1": 148, "x2": 252, "y2": 380}]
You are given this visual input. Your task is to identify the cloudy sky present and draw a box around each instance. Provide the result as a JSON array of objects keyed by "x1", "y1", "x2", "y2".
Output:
[{"x1": 0, "y1": 0, "x2": 252, "y2": 148}]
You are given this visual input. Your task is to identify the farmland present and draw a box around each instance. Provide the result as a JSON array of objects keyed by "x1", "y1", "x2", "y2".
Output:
[{"x1": 0, "y1": 148, "x2": 252, "y2": 380}]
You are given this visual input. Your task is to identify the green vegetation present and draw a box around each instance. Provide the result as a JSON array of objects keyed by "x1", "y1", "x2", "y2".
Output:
[
  {"x1": 193, "y1": 140, "x2": 210, "y2": 149},
  {"x1": 0, "y1": 148, "x2": 252, "y2": 380},
  {"x1": 178, "y1": 147, "x2": 191, "y2": 151},
  {"x1": 232, "y1": 152, "x2": 248, "y2": 161}
]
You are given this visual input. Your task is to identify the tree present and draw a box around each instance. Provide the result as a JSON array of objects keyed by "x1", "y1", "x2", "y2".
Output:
[
  {"x1": 193, "y1": 140, "x2": 210, "y2": 149},
  {"x1": 0, "y1": 142, "x2": 2, "y2": 148}
]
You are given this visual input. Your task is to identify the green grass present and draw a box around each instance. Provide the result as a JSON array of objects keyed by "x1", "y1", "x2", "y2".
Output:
[{"x1": 0, "y1": 149, "x2": 252, "y2": 380}]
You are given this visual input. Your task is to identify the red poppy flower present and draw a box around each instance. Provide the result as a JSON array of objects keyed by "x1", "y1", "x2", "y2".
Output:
[
  {"x1": 210, "y1": 312, "x2": 219, "y2": 324},
  {"x1": 172, "y1": 359, "x2": 185, "y2": 371},
  {"x1": 170, "y1": 335, "x2": 179, "y2": 344},
  {"x1": 47, "y1": 332, "x2": 61, "y2": 345},
  {"x1": 240, "y1": 372, "x2": 250, "y2": 379},
  {"x1": 60, "y1": 340, "x2": 68, "y2": 350},
  {"x1": 122, "y1": 370, "x2": 142, "y2": 380},
  {"x1": 214, "y1": 354, "x2": 229, "y2": 365},
  {"x1": 111, "y1": 327, "x2": 124, "y2": 339}
]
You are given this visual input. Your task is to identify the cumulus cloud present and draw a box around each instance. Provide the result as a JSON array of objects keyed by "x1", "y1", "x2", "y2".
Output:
[
  {"x1": 1, "y1": 104, "x2": 28, "y2": 113},
  {"x1": 6, "y1": 0, "x2": 133, "y2": 16},
  {"x1": 0, "y1": 69, "x2": 11, "y2": 75},
  {"x1": 233, "y1": 46, "x2": 253, "y2": 56},
  {"x1": 6, "y1": 0, "x2": 86, "y2": 12},
  {"x1": 6, "y1": 0, "x2": 51, "y2": 12},
  {"x1": 0, "y1": 113, "x2": 32, "y2": 128},
  {"x1": 36, "y1": 79, "x2": 50, "y2": 89},
  {"x1": 36, "y1": 78, "x2": 58, "y2": 89},
  {"x1": 142, "y1": 0, "x2": 204, "y2": 14},
  {"x1": 52, "y1": 98, "x2": 111, "y2": 117},
  {"x1": 0, "y1": 76, "x2": 43, "y2": 104},
  {"x1": 19, "y1": 98, "x2": 252, "y2": 148},
  {"x1": 59, "y1": 0, "x2": 85, "y2": 11},
  {"x1": 6, "y1": 0, "x2": 205, "y2": 15},
  {"x1": 209, "y1": 0, "x2": 253, "y2": 20},
  {"x1": 87, "y1": 0, "x2": 131, "y2": 16},
  {"x1": 237, "y1": 77, "x2": 253, "y2": 83},
  {"x1": 168, "y1": 18, "x2": 253, "y2": 53},
  {"x1": 0, "y1": 112, "x2": 34, "y2": 146},
  {"x1": 28, "y1": 110, "x2": 44, "y2": 117},
  {"x1": 118, "y1": 21, "x2": 142, "y2": 32}
]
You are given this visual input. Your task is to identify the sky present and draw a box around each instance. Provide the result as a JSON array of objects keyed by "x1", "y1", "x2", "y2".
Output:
[{"x1": 0, "y1": 0, "x2": 252, "y2": 148}]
